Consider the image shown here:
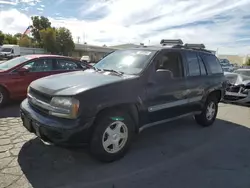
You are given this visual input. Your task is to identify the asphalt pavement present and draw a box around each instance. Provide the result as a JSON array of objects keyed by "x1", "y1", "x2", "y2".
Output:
[{"x1": 0, "y1": 103, "x2": 250, "y2": 188}]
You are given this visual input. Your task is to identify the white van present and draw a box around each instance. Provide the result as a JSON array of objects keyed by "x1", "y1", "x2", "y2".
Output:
[{"x1": 0, "y1": 45, "x2": 21, "y2": 59}]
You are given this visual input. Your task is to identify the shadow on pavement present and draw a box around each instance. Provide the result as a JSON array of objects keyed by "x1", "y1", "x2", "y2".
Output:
[
  {"x1": 18, "y1": 117, "x2": 250, "y2": 188},
  {"x1": 0, "y1": 101, "x2": 21, "y2": 118}
]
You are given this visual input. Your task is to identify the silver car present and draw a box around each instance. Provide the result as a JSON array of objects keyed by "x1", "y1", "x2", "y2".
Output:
[{"x1": 223, "y1": 69, "x2": 250, "y2": 103}]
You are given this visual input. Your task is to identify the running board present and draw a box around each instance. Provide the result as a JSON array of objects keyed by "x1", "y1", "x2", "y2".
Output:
[{"x1": 139, "y1": 111, "x2": 201, "y2": 132}]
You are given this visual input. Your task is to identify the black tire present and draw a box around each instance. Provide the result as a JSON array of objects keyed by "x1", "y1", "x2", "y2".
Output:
[
  {"x1": 0, "y1": 87, "x2": 8, "y2": 107},
  {"x1": 195, "y1": 96, "x2": 218, "y2": 127},
  {"x1": 90, "y1": 109, "x2": 135, "y2": 162}
]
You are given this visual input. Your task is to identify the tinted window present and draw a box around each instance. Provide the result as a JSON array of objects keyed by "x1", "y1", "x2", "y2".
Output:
[
  {"x1": 197, "y1": 55, "x2": 207, "y2": 75},
  {"x1": 55, "y1": 59, "x2": 80, "y2": 70},
  {"x1": 203, "y1": 54, "x2": 223, "y2": 74},
  {"x1": 156, "y1": 51, "x2": 183, "y2": 78},
  {"x1": 186, "y1": 52, "x2": 200, "y2": 76},
  {"x1": 22, "y1": 59, "x2": 53, "y2": 72},
  {"x1": 94, "y1": 49, "x2": 156, "y2": 74}
]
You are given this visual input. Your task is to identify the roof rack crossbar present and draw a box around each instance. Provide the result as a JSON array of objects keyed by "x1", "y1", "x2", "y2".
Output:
[
  {"x1": 184, "y1": 43, "x2": 206, "y2": 49},
  {"x1": 160, "y1": 39, "x2": 184, "y2": 46}
]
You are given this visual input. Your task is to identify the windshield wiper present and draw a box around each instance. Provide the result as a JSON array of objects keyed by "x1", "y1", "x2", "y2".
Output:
[
  {"x1": 102, "y1": 69, "x2": 124, "y2": 75},
  {"x1": 83, "y1": 63, "x2": 101, "y2": 71}
]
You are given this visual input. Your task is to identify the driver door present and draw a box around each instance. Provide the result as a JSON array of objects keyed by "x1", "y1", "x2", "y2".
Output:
[{"x1": 145, "y1": 50, "x2": 189, "y2": 124}]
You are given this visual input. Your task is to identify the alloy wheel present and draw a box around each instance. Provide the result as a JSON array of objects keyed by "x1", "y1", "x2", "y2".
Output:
[
  {"x1": 206, "y1": 101, "x2": 216, "y2": 120},
  {"x1": 102, "y1": 121, "x2": 128, "y2": 154}
]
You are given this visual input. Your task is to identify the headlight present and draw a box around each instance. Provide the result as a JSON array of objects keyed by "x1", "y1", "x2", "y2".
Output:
[{"x1": 49, "y1": 97, "x2": 80, "y2": 119}]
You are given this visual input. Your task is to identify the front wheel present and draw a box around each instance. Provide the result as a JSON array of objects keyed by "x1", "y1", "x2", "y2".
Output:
[
  {"x1": 90, "y1": 110, "x2": 135, "y2": 162},
  {"x1": 195, "y1": 96, "x2": 218, "y2": 127}
]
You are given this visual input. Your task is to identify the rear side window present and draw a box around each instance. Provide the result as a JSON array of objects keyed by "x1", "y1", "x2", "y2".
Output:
[
  {"x1": 202, "y1": 54, "x2": 223, "y2": 74},
  {"x1": 55, "y1": 59, "x2": 80, "y2": 70},
  {"x1": 197, "y1": 55, "x2": 207, "y2": 75},
  {"x1": 186, "y1": 52, "x2": 200, "y2": 76}
]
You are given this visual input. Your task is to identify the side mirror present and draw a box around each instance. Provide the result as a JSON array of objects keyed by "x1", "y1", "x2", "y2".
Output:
[
  {"x1": 155, "y1": 69, "x2": 173, "y2": 81},
  {"x1": 17, "y1": 67, "x2": 29, "y2": 74}
]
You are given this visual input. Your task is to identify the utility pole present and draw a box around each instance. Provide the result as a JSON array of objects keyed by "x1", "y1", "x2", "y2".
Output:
[
  {"x1": 83, "y1": 32, "x2": 85, "y2": 43},
  {"x1": 77, "y1": 36, "x2": 80, "y2": 44}
]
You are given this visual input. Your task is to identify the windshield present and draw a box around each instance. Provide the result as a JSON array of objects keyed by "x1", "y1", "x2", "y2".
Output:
[
  {"x1": 234, "y1": 70, "x2": 250, "y2": 77},
  {"x1": 0, "y1": 56, "x2": 30, "y2": 70},
  {"x1": 94, "y1": 49, "x2": 156, "y2": 74},
  {"x1": 1, "y1": 48, "x2": 12, "y2": 52}
]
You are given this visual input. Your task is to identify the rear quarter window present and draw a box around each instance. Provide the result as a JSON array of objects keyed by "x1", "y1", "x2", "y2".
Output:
[{"x1": 201, "y1": 54, "x2": 223, "y2": 74}]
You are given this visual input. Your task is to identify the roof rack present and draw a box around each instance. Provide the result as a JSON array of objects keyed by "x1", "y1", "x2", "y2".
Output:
[
  {"x1": 184, "y1": 43, "x2": 206, "y2": 49},
  {"x1": 160, "y1": 39, "x2": 183, "y2": 46}
]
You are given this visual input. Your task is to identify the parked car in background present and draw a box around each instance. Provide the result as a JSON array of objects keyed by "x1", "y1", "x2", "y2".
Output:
[
  {"x1": 223, "y1": 69, "x2": 250, "y2": 104},
  {"x1": 0, "y1": 45, "x2": 21, "y2": 60},
  {"x1": 0, "y1": 54, "x2": 87, "y2": 106},
  {"x1": 219, "y1": 58, "x2": 235, "y2": 72},
  {"x1": 20, "y1": 39, "x2": 225, "y2": 162}
]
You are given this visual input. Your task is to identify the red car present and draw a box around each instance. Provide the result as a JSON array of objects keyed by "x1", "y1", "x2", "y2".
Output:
[{"x1": 0, "y1": 54, "x2": 87, "y2": 106}]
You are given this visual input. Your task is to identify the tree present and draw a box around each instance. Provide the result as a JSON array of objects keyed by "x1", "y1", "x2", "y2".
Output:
[
  {"x1": 19, "y1": 36, "x2": 31, "y2": 47},
  {"x1": 55, "y1": 27, "x2": 75, "y2": 56},
  {"x1": 14, "y1": 33, "x2": 23, "y2": 40},
  {"x1": 245, "y1": 58, "x2": 250, "y2": 66},
  {"x1": 0, "y1": 31, "x2": 4, "y2": 45},
  {"x1": 40, "y1": 28, "x2": 57, "y2": 54},
  {"x1": 3, "y1": 34, "x2": 18, "y2": 44},
  {"x1": 31, "y1": 16, "x2": 51, "y2": 46}
]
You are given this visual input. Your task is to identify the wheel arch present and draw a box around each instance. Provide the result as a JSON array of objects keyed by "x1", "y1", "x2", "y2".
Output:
[
  {"x1": 0, "y1": 84, "x2": 10, "y2": 96},
  {"x1": 208, "y1": 89, "x2": 222, "y2": 102},
  {"x1": 95, "y1": 103, "x2": 140, "y2": 133}
]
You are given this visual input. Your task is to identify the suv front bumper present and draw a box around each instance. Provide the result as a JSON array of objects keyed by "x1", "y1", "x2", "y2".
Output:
[{"x1": 20, "y1": 99, "x2": 95, "y2": 145}]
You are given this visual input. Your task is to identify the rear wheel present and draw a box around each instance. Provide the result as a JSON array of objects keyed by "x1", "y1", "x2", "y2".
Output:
[
  {"x1": 90, "y1": 110, "x2": 135, "y2": 162},
  {"x1": 195, "y1": 96, "x2": 218, "y2": 127},
  {"x1": 0, "y1": 87, "x2": 8, "y2": 107}
]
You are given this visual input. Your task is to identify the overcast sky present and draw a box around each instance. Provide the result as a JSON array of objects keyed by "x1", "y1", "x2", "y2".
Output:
[{"x1": 0, "y1": 0, "x2": 250, "y2": 55}]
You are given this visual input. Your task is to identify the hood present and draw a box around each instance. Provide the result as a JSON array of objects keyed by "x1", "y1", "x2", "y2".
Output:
[{"x1": 30, "y1": 69, "x2": 138, "y2": 96}]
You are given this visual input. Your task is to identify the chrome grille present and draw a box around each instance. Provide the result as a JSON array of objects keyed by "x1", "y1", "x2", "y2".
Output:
[
  {"x1": 29, "y1": 88, "x2": 52, "y2": 103},
  {"x1": 28, "y1": 88, "x2": 52, "y2": 114}
]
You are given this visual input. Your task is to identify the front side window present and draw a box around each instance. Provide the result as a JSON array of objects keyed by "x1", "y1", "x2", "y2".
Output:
[
  {"x1": 94, "y1": 49, "x2": 156, "y2": 74},
  {"x1": 22, "y1": 59, "x2": 53, "y2": 72},
  {"x1": 186, "y1": 52, "x2": 200, "y2": 76},
  {"x1": 156, "y1": 51, "x2": 183, "y2": 78},
  {"x1": 0, "y1": 56, "x2": 30, "y2": 70}
]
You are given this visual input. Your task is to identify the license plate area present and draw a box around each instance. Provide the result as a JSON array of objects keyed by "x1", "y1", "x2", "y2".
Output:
[{"x1": 22, "y1": 116, "x2": 41, "y2": 137}]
